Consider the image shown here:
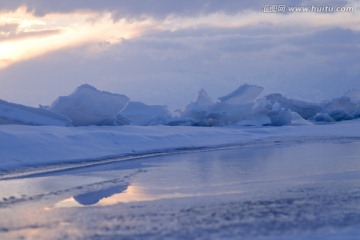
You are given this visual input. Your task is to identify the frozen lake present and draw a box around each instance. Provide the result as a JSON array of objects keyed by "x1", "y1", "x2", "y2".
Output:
[{"x1": 1, "y1": 140, "x2": 360, "y2": 239}]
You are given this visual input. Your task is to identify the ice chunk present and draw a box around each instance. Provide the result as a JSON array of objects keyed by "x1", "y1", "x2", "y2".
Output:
[
  {"x1": 271, "y1": 101, "x2": 282, "y2": 112},
  {"x1": 210, "y1": 102, "x2": 254, "y2": 124},
  {"x1": 219, "y1": 84, "x2": 264, "y2": 105},
  {"x1": 324, "y1": 96, "x2": 357, "y2": 115},
  {"x1": 311, "y1": 113, "x2": 335, "y2": 123},
  {"x1": 180, "y1": 102, "x2": 255, "y2": 127},
  {"x1": 180, "y1": 89, "x2": 215, "y2": 125},
  {"x1": 50, "y1": 84, "x2": 129, "y2": 126},
  {"x1": 267, "y1": 108, "x2": 292, "y2": 126},
  {"x1": 328, "y1": 109, "x2": 354, "y2": 121},
  {"x1": 181, "y1": 86, "x2": 268, "y2": 126},
  {"x1": 321, "y1": 91, "x2": 360, "y2": 121},
  {"x1": 264, "y1": 93, "x2": 323, "y2": 119},
  {"x1": 194, "y1": 84, "x2": 264, "y2": 125},
  {"x1": 195, "y1": 89, "x2": 214, "y2": 107},
  {"x1": 291, "y1": 112, "x2": 312, "y2": 126},
  {"x1": 95, "y1": 114, "x2": 130, "y2": 126},
  {"x1": 0, "y1": 99, "x2": 71, "y2": 126},
  {"x1": 119, "y1": 101, "x2": 172, "y2": 126},
  {"x1": 206, "y1": 112, "x2": 226, "y2": 126},
  {"x1": 254, "y1": 93, "x2": 321, "y2": 126}
]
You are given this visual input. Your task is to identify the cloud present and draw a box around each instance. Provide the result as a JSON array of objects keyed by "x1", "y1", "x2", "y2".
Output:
[
  {"x1": 0, "y1": 0, "x2": 353, "y2": 18},
  {"x1": 0, "y1": 8, "x2": 157, "y2": 69},
  {"x1": 0, "y1": 1, "x2": 359, "y2": 109},
  {"x1": 0, "y1": 24, "x2": 359, "y2": 109},
  {"x1": 1, "y1": 5, "x2": 358, "y2": 70},
  {"x1": 0, "y1": 25, "x2": 61, "y2": 42},
  {"x1": 0, "y1": 0, "x2": 275, "y2": 17}
]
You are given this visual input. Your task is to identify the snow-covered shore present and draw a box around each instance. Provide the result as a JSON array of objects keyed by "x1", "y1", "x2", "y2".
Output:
[{"x1": 1, "y1": 120, "x2": 360, "y2": 173}]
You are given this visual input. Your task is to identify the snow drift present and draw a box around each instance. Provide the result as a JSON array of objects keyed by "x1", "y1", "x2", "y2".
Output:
[{"x1": 1, "y1": 120, "x2": 360, "y2": 173}]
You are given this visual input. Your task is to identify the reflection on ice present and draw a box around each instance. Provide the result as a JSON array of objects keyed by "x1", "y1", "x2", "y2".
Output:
[
  {"x1": 55, "y1": 185, "x2": 163, "y2": 208},
  {"x1": 4, "y1": 141, "x2": 360, "y2": 240},
  {"x1": 52, "y1": 141, "x2": 360, "y2": 209},
  {"x1": 55, "y1": 183, "x2": 246, "y2": 209},
  {"x1": 98, "y1": 185, "x2": 164, "y2": 204},
  {"x1": 74, "y1": 184, "x2": 128, "y2": 205}
]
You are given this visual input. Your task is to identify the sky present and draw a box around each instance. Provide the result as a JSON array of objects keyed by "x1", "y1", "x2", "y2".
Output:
[{"x1": 0, "y1": 0, "x2": 359, "y2": 110}]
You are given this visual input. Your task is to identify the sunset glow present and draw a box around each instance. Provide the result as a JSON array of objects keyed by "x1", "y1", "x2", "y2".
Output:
[{"x1": 0, "y1": 8, "x2": 155, "y2": 69}]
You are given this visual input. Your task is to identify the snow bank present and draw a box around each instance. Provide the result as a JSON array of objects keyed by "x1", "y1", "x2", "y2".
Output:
[
  {"x1": 0, "y1": 99, "x2": 71, "y2": 126},
  {"x1": 49, "y1": 84, "x2": 129, "y2": 126},
  {"x1": 1, "y1": 120, "x2": 360, "y2": 173}
]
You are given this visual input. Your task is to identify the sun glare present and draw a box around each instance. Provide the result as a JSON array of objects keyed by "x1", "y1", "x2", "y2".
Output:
[{"x1": 0, "y1": 8, "x2": 154, "y2": 69}]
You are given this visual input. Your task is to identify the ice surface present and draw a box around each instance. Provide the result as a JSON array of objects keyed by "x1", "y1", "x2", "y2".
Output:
[
  {"x1": 74, "y1": 185, "x2": 128, "y2": 205},
  {"x1": 118, "y1": 101, "x2": 172, "y2": 126},
  {"x1": 50, "y1": 84, "x2": 129, "y2": 126},
  {"x1": 2, "y1": 142, "x2": 360, "y2": 239},
  {"x1": 0, "y1": 99, "x2": 71, "y2": 126}
]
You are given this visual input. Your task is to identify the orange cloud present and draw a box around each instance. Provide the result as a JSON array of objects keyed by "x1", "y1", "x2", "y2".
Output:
[{"x1": 0, "y1": 7, "x2": 156, "y2": 69}]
